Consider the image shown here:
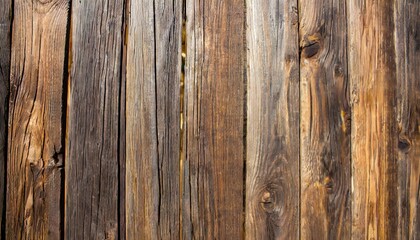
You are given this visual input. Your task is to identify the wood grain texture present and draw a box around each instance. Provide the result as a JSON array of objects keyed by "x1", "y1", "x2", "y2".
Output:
[
  {"x1": 6, "y1": 0, "x2": 68, "y2": 238},
  {"x1": 125, "y1": 0, "x2": 181, "y2": 238},
  {"x1": 245, "y1": 1, "x2": 299, "y2": 239},
  {"x1": 0, "y1": 0, "x2": 11, "y2": 236},
  {"x1": 183, "y1": 0, "x2": 245, "y2": 238},
  {"x1": 299, "y1": 0, "x2": 351, "y2": 239},
  {"x1": 65, "y1": 0, "x2": 123, "y2": 238},
  {"x1": 348, "y1": 0, "x2": 398, "y2": 239},
  {"x1": 394, "y1": 0, "x2": 420, "y2": 239}
]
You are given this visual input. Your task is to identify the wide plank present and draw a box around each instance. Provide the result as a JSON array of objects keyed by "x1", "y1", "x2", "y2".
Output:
[
  {"x1": 6, "y1": 0, "x2": 68, "y2": 238},
  {"x1": 65, "y1": 0, "x2": 124, "y2": 238},
  {"x1": 245, "y1": 1, "x2": 300, "y2": 239},
  {"x1": 183, "y1": 0, "x2": 246, "y2": 238},
  {"x1": 0, "y1": 0, "x2": 11, "y2": 236},
  {"x1": 394, "y1": 0, "x2": 420, "y2": 239},
  {"x1": 348, "y1": 0, "x2": 398, "y2": 238},
  {"x1": 125, "y1": 0, "x2": 182, "y2": 238},
  {"x1": 299, "y1": 0, "x2": 351, "y2": 239}
]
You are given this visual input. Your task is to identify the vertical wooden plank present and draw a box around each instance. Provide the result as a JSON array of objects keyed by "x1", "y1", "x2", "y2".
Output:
[
  {"x1": 183, "y1": 0, "x2": 245, "y2": 238},
  {"x1": 0, "y1": 0, "x2": 11, "y2": 236},
  {"x1": 125, "y1": 0, "x2": 182, "y2": 239},
  {"x1": 245, "y1": 1, "x2": 299, "y2": 239},
  {"x1": 65, "y1": 0, "x2": 123, "y2": 238},
  {"x1": 154, "y1": 1, "x2": 182, "y2": 238},
  {"x1": 6, "y1": 0, "x2": 68, "y2": 238},
  {"x1": 394, "y1": 0, "x2": 420, "y2": 239},
  {"x1": 299, "y1": 0, "x2": 351, "y2": 239},
  {"x1": 348, "y1": 0, "x2": 398, "y2": 239}
]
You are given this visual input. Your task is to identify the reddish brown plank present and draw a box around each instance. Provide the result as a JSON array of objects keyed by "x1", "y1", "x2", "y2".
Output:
[
  {"x1": 6, "y1": 0, "x2": 68, "y2": 238},
  {"x1": 183, "y1": 0, "x2": 246, "y2": 238},
  {"x1": 348, "y1": 0, "x2": 399, "y2": 238}
]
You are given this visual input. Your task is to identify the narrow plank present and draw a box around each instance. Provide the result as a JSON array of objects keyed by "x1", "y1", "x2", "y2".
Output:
[
  {"x1": 245, "y1": 1, "x2": 299, "y2": 239},
  {"x1": 394, "y1": 0, "x2": 420, "y2": 239},
  {"x1": 299, "y1": 0, "x2": 351, "y2": 239},
  {"x1": 183, "y1": 0, "x2": 245, "y2": 238},
  {"x1": 6, "y1": 0, "x2": 68, "y2": 238},
  {"x1": 125, "y1": 0, "x2": 182, "y2": 239},
  {"x1": 0, "y1": 0, "x2": 11, "y2": 236},
  {"x1": 65, "y1": 0, "x2": 124, "y2": 238},
  {"x1": 348, "y1": 0, "x2": 398, "y2": 239}
]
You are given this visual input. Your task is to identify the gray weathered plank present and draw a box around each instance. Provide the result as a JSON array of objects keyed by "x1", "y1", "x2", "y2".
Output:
[
  {"x1": 348, "y1": 0, "x2": 398, "y2": 238},
  {"x1": 395, "y1": 0, "x2": 420, "y2": 239},
  {"x1": 65, "y1": 0, "x2": 124, "y2": 238},
  {"x1": 299, "y1": 0, "x2": 351, "y2": 238},
  {"x1": 245, "y1": 1, "x2": 300, "y2": 239},
  {"x1": 6, "y1": 0, "x2": 68, "y2": 238},
  {"x1": 125, "y1": 0, "x2": 182, "y2": 238},
  {"x1": 183, "y1": 0, "x2": 246, "y2": 238}
]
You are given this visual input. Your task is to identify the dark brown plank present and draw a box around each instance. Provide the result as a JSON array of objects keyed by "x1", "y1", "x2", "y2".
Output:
[
  {"x1": 65, "y1": 0, "x2": 124, "y2": 238},
  {"x1": 6, "y1": 0, "x2": 68, "y2": 238},
  {"x1": 125, "y1": 0, "x2": 182, "y2": 238},
  {"x1": 245, "y1": 1, "x2": 299, "y2": 239},
  {"x1": 348, "y1": 0, "x2": 398, "y2": 238},
  {"x1": 0, "y1": 0, "x2": 11, "y2": 236},
  {"x1": 182, "y1": 0, "x2": 245, "y2": 238},
  {"x1": 299, "y1": 0, "x2": 351, "y2": 239},
  {"x1": 395, "y1": 0, "x2": 420, "y2": 239}
]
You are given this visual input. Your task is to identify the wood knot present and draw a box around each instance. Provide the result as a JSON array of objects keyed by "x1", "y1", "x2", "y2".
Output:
[
  {"x1": 261, "y1": 191, "x2": 271, "y2": 203},
  {"x1": 334, "y1": 64, "x2": 344, "y2": 77},
  {"x1": 323, "y1": 177, "x2": 334, "y2": 193},
  {"x1": 301, "y1": 41, "x2": 321, "y2": 59},
  {"x1": 260, "y1": 190, "x2": 275, "y2": 212},
  {"x1": 398, "y1": 137, "x2": 411, "y2": 152}
]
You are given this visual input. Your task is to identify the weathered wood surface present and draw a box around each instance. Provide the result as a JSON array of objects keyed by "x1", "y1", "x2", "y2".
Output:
[
  {"x1": 395, "y1": 0, "x2": 420, "y2": 239},
  {"x1": 0, "y1": 0, "x2": 11, "y2": 236},
  {"x1": 6, "y1": 0, "x2": 68, "y2": 238},
  {"x1": 245, "y1": 1, "x2": 300, "y2": 239},
  {"x1": 299, "y1": 0, "x2": 351, "y2": 239},
  {"x1": 65, "y1": 0, "x2": 123, "y2": 238},
  {"x1": 125, "y1": 0, "x2": 181, "y2": 239},
  {"x1": 348, "y1": 0, "x2": 398, "y2": 239},
  {"x1": 183, "y1": 0, "x2": 245, "y2": 238},
  {"x1": 0, "y1": 1, "x2": 419, "y2": 239}
]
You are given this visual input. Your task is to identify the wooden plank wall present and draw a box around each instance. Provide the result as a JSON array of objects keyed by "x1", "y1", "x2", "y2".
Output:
[{"x1": 0, "y1": 0, "x2": 418, "y2": 239}]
